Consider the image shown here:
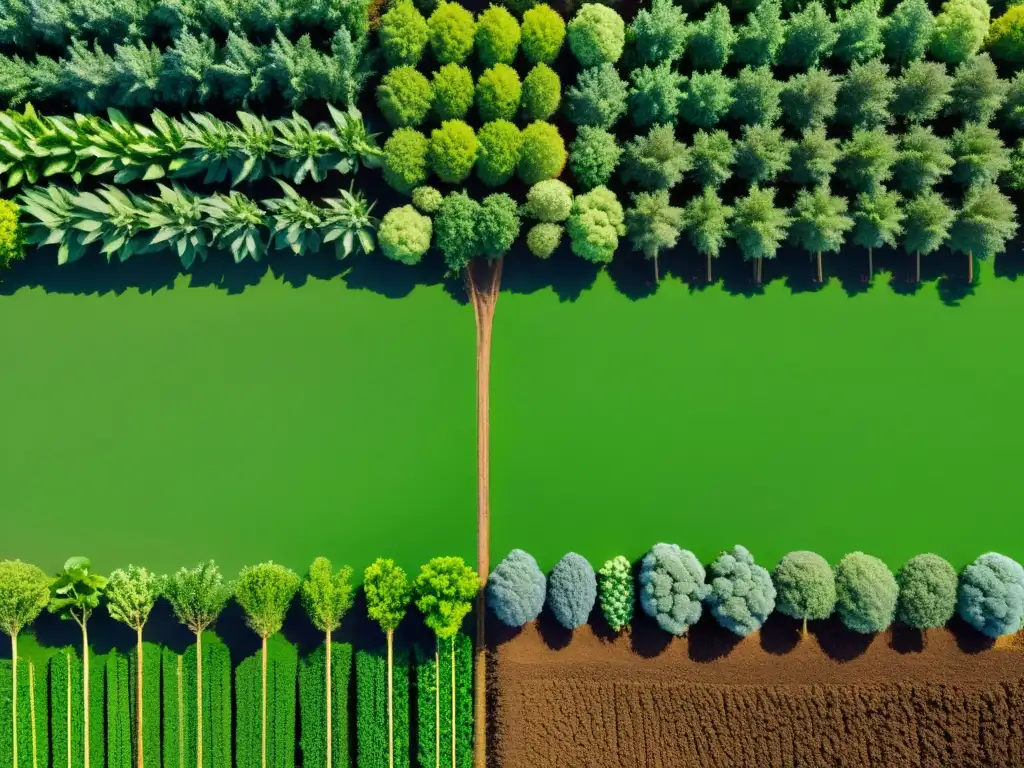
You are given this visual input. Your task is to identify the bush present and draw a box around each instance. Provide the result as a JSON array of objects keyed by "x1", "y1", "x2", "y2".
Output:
[
  {"x1": 0, "y1": 199, "x2": 24, "y2": 270},
  {"x1": 476, "y1": 119, "x2": 522, "y2": 187},
  {"x1": 835, "y1": 0, "x2": 885, "y2": 63},
  {"x1": 781, "y1": 68, "x2": 839, "y2": 130},
  {"x1": 412, "y1": 186, "x2": 444, "y2": 214},
  {"x1": 949, "y1": 53, "x2": 1009, "y2": 123},
  {"x1": 682, "y1": 71, "x2": 734, "y2": 128},
  {"x1": 379, "y1": 205, "x2": 433, "y2": 264},
  {"x1": 689, "y1": 4, "x2": 735, "y2": 71},
  {"x1": 931, "y1": 0, "x2": 989, "y2": 64},
  {"x1": 834, "y1": 552, "x2": 898, "y2": 634},
  {"x1": 783, "y1": 1, "x2": 838, "y2": 69},
  {"x1": 524, "y1": 178, "x2": 573, "y2": 221},
  {"x1": 790, "y1": 127, "x2": 841, "y2": 185},
  {"x1": 567, "y1": 4, "x2": 625, "y2": 67},
  {"x1": 895, "y1": 554, "x2": 957, "y2": 631},
  {"x1": 488, "y1": 549, "x2": 546, "y2": 627},
  {"x1": 569, "y1": 126, "x2": 621, "y2": 190},
  {"x1": 957, "y1": 553, "x2": 1024, "y2": 638},
  {"x1": 521, "y1": 4, "x2": 565, "y2": 65},
  {"x1": 476, "y1": 5, "x2": 520, "y2": 66},
  {"x1": 428, "y1": 2, "x2": 476, "y2": 64},
  {"x1": 735, "y1": 124, "x2": 793, "y2": 184},
  {"x1": 521, "y1": 63, "x2": 561, "y2": 121},
  {"x1": 892, "y1": 60, "x2": 953, "y2": 124},
  {"x1": 299, "y1": 642, "x2": 353, "y2": 768},
  {"x1": 547, "y1": 552, "x2": 597, "y2": 629},
  {"x1": 950, "y1": 122, "x2": 1010, "y2": 185},
  {"x1": 413, "y1": 635, "x2": 470, "y2": 768},
  {"x1": 478, "y1": 192, "x2": 521, "y2": 257},
  {"x1": 517, "y1": 121, "x2": 566, "y2": 184},
  {"x1": 628, "y1": 62, "x2": 685, "y2": 127},
  {"x1": 773, "y1": 551, "x2": 836, "y2": 627},
  {"x1": 638, "y1": 543, "x2": 710, "y2": 636},
  {"x1": 434, "y1": 191, "x2": 481, "y2": 270},
  {"x1": 377, "y1": 66, "x2": 432, "y2": 128},
  {"x1": 837, "y1": 58, "x2": 895, "y2": 128},
  {"x1": 730, "y1": 65, "x2": 782, "y2": 126},
  {"x1": 476, "y1": 64, "x2": 522, "y2": 122},
  {"x1": 567, "y1": 185, "x2": 625, "y2": 263},
  {"x1": 236, "y1": 635, "x2": 297, "y2": 768},
  {"x1": 736, "y1": 0, "x2": 785, "y2": 66},
  {"x1": 690, "y1": 129, "x2": 735, "y2": 187},
  {"x1": 621, "y1": 123, "x2": 691, "y2": 190},
  {"x1": 384, "y1": 128, "x2": 430, "y2": 194},
  {"x1": 987, "y1": 5, "x2": 1024, "y2": 63},
  {"x1": 432, "y1": 63, "x2": 474, "y2": 120},
  {"x1": 565, "y1": 63, "x2": 628, "y2": 128},
  {"x1": 429, "y1": 119, "x2": 478, "y2": 183},
  {"x1": 597, "y1": 556, "x2": 634, "y2": 633},
  {"x1": 705, "y1": 546, "x2": 776, "y2": 637},
  {"x1": 526, "y1": 222, "x2": 563, "y2": 257},
  {"x1": 884, "y1": 0, "x2": 934, "y2": 66},
  {"x1": 355, "y1": 646, "x2": 410, "y2": 768},
  {"x1": 628, "y1": 0, "x2": 689, "y2": 67},
  {"x1": 379, "y1": 1, "x2": 430, "y2": 67}
]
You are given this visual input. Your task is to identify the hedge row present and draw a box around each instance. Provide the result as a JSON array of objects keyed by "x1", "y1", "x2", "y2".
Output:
[
  {"x1": 107, "y1": 650, "x2": 131, "y2": 768},
  {"x1": 0, "y1": 656, "x2": 48, "y2": 768},
  {"x1": 237, "y1": 635, "x2": 299, "y2": 768},
  {"x1": 299, "y1": 642, "x2": 354, "y2": 768},
  {"x1": 162, "y1": 634, "x2": 232, "y2": 768},
  {"x1": 356, "y1": 645, "x2": 411, "y2": 768},
  {"x1": 415, "y1": 634, "x2": 473, "y2": 768},
  {"x1": 130, "y1": 642, "x2": 163, "y2": 768}
]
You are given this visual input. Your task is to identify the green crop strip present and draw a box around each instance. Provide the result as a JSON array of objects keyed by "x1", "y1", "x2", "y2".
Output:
[
  {"x1": 106, "y1": 650, "x2": 131, "y2": 768},
  {"x1": 356, "y1": 646, "x2": 411, "y2": 768},
  {"x1": 299, "y1": 642, "x2": 354, "y2": 768},
  {"x1": 129, "y1": 641, "x2": 162, "y2": 768},
  {"x1": 415, "y1": 633, "x2": 472, "y2": 768},
  {"x1": 0, "y1": 655, "x2": 49, "y2": 768},
  {"x1": 164, "y1": 633, "x2": 232, "y2": 768},
  {"x1": 49, "y1": 648, "x2": 84, "y2": 768},
  {"x1": 237, "y1": 635, "x2": 299, "y2": 768}
]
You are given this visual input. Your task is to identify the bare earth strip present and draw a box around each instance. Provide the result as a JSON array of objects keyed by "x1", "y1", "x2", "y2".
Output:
[{"x1": 492, "y1": 620, "x2": 1024, "y2": 768}]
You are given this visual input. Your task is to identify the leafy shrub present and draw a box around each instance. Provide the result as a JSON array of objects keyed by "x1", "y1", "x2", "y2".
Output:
[
  {"x1": 429, "y1": 120, "x2": 478, "y2": 183},
  {"x1": 565, "y1": 63, "x2": 628, "y2": 128},
  {"x1": 597, "y1": 556, "x2": 635, "y2": 633},
  {"x1": 884, "y1": 0, "x2": 934, "y2": 66},
  {"x1": 783, "y1": 1, "x2": 838, "y2": 69},
  {"x1": 0, "y1": 199, "x2": 24, "y2": 270},
  {"x1": 567, "y1": 4, "x2": 625, "y2": 67},
  {"x1": 526, "y1": 222, "x2": 563, "y2": 257},
  {"x1": 547, "y1": 553, "x2": 598, "y2": 629},
  {"x1": 892, "y1": 60, "x2": 953, "y2": 123},
  {"x1": 566, "y1": 185, "x2": 625, "y2": 263},
  {"x1": 355, "y1": 646, "x2": 410, "y2": 768},
  {"x1": 705, "y1": 546, "x2": 776, "y2": 637},
  {"x1": 837, "y1": 58, "x2": 895, "y2": 128},
  {"x1": 772, "y1": 551, "x2": 836, "y2": 627},
  {"x1": 434, "y1": 191, "x2": 483, "y2": 272},
  {"x1": 479, "y1": 193, "x2": 521, "y2": 257},
  {"x1": 476, "y1": 5, "x2": 520, "y2": 66},
  {"x1": 377, "y1": 66, "x2": 432, "y2": 128},
  {"x1": 835, "y1": 0, "x2": 885, "y2": 63},
  {"x1": 521, "y1": 4, "x2": 566, "y2": 65},
  {"x1": 1001, "y1": 71, "x2": 1024, "y2": 127},
  {"x1": 781, "y1": 68, "x2": 839, "y2": 130},
  {"x1": 476, "y1": 64, "x2": 522, "y2": 122},
  {"x1": 736, "y1": 0, "x2": 785, "y2": 66},
  {"x1": 524, "y1": 179, "x2": 574, "y2": 221},
  {"x1": 517, "y1": 121, "x2": 566, "y2": 184},
  {"x1": 384, "y1": 128, "x2": 430, "y2": 194},
  {"x1": 379, "y1": 205, "x2": 432, "y2": 264},
  {"x1": 569, "y1": 126, "x2": 621, "y2": 190},
  {"x1": 791, "y1": 186, "x2": 854, "y2": 260},
  {"x1": 949, "y1": 53, "x2": 1009, "y2": 123},
  {"x1": 730, "y1": 65, "x2": 782, "y2": 126},
  {"x1": 521, "y1": 64, "x2": 561, "y2": 121},
  {"x1": 488, "y1": 549, "x2": 547, "y2": 627},
  {"x1": 691, "y1": 129, "x2": 735, "y2": 187},
  {"x1": 790, "y1": 128, "x2": 841, "y2": 185},
  {"x1": 896, "y1": 125, "x2": 954, "y2": 192},
  {"x1": 957, "y1": 553, "x2": 1024, "y2": 638},
  {"x1": 379, "y1": 1, "x2": 430, "y2": 67},
  {"x1": 414, "y1": 635, "x2": 471, "y2": 768},
  {"x1": 987, "y1": 5, "x2": 1024, "y2": 63},
  {"x1": 299, "y1": 642, "x2": 353, "y2": 768},
  {"x1": 477, "y1": 120, "x2": 522, "y2": 187},
  {"x1": 628, "y1": 62, "x2": 685, "y2": 127},
  {"x1": 628, "y1": 0, "x2": 689, "y2": 67},
  {"x1": 432, "y1": 64, "x2": 475, "y2": 120},
  {"x1": 237, "y1": 635, "x2": 298, "y2": 768},
  {"x1": 428, "y1": 2, "x2": 476, "y2": 64},
  {"x1": 412, "y1": 186, "x2": 444, "y2": 214},
  {"x1": 834, "y1": 552, "x2": 898, "y2": 634},
  {"x1": 621, "y1": 123, "x2": 691, "y2": 190},
  {"x1": 931, "y1": 0, "x2": 990, "y2": 64},
  {"x1": 689, "y1": 4, "x2": 736, "y2": 71},
  {"x1": 735, "y1": 124, "x2": 793, "y2": 184},
  {"x1": 895, "y1": 554, "x2": 957, "y2": 631},
  {"x1": 950, "y1": 122, "x2": 1010, "y2": 185},
  {"x1": 682, "y1": 71, "x2": 734, "y2": 128},
  {"x1": 638, "y1": 543, "x2": 710, "y2": 636}
]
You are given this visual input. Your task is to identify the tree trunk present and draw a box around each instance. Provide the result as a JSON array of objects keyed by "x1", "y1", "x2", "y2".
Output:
[
  {"x1": 83, "y1": 621, "x2": 90, "y2": 768},
  {"x1": 451, "y1": 640, "x2": 456, "y2": 768},
  {"x1": 707, "y1": 253, "x2": 712, "y2": 283},
  {"x1": 752, "y1": 259, "x2": 757, "y2": 283},
  {"x1": 968, "y1": 251, "x2": 973, "y2": 284},
  {"x1": 196, "y1": 631, "x2": 203, "y2": 768},
  {"x1": 868, "y1": 247, "x2": 873, "y2": 283},
  {"x1": 387, "y1": 629, "x2": 394, "y2": 768},
  {"x1": 137, "y1": 627, "x2": 144, "y2": 768},
  {"x1": 654, "y1": 254, "x2": 659, "y2": 282},
  {"x1": 802, "y1": 617, "x2": 808, "y2": 640},
  {"x1": 817, "y1": 252, "x2": 823, "y2": 284},
  {"x1": 29, "y1": 660, "x2": 38, "y2": 768},
  {"x1": 435, "y1": 639, "x2": 440, "y2": 768},
  {"x1": 176, "y1": 656, "x2": 184, "y2": 768},
  {"x1": 261, "y1": 635, "x2": 268, "y2": 768},
  {"x1": 11, "y1": 630, "x2": 18, "y2": 767},
  {"x1": 916, "y1": 251, "x2": 920, "y2": 284},
  {"x1": 66, "y1": 652, "x2": 72, "y2": 768},
  {"x1": 758, "y1": 257, "x2": 763, "y2": 285},
  {"x1": 325, "y1": 628, "x2": 332, "y2": 768}
]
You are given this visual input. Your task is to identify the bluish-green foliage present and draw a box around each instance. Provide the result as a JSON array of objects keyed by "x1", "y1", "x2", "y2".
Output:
[
  {"x1": 772, "y1": 551, "x2": 836, "y2": 623},
  {"x1": 638, "y1": 543, "x2": 710, "y2": 636},
  {"x1": 834, "y1": 552, "x2": 898, "y2": 634},
  {"x1": 547, "y1": 553, "x2": 597, "y2": 629},
  {"x1": 565, "y1": 64, "x2": 628, "y2": 128},
  {"x1": 884, "y1": 0, "x2": 935, "y2": 67},
  {"x1": 621, "y1": 123, "x2": 691, "y2": 190},
  {"x1": 783, "y1": 1, "x2": 838, "y2": 69},
  {"x1": 736, "y1": 0, "x2": 785, "y2": 66},
  {"x1": 488, "y1": 549, "x2": 547, "y2": 627},
  {"x1": 730, "y1": 65, "x2": 782, "y2": 126},
  {"x1": 299, "y1": 642, "x2": 352, "y2": 768},
  {"x1": 835, "y1": 0, "x2": 885, "y2": 63},
  {"x1": 705, "y1": 546, "x2": 776, "y2": 637},
  {"x1": 896, "y1": 554, "x2": 958, "y2": 631},
  {"x1": 628, "y1": 63, "x2": 685, "y2": 127},
  {"x1": 957, "y1": 553, "x2": 1024, "y2": 638}
]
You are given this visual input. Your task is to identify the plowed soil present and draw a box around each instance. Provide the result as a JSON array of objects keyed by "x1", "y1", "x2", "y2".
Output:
[{"x1": 491, "y1": 614, "x2": 1024, "y2": 768}]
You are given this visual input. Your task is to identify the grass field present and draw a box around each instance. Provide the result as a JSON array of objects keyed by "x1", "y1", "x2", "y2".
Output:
[{"x1": 1, "y1": 247, "x2": 1022, "y2": 576}]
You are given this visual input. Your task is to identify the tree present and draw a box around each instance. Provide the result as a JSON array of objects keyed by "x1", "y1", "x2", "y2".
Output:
[
  {"x1": 735, "y1": 124, "x2": 793, "y2": 184},
  {"x1": 566, "y1": 186, "x2": 625, "y2": 264},
  {"x1": 628, "y1": 62, "x2": 685, "y2": 127},
  {"x1": 364, "y1": 559, "x2": 410, "y2": 768},
  {"x1": 683, "y1": 187, "x2": 733, "y2": 283},
  {"x1": 0, "y1": 560, "x2": 50, "y2": 767},
  {"x1": 383, "y1": 128, "x2": 430, "y2": 194},
  {"x1": 377, "y1": 66, "x2": 432, "y2": 128},
  {"x1": 902, "y1": 190, "x2": 954, "y2": 282},
  {"x1": 987, "y1": 5, "x2": 1024, "y2": 64},
  {"x1": 429, "y1": 120, "x2": 478, "y2": 184},
  {"x1": 852, "y1": 188, "x2": 904, "y2": 281},
  {"x1": 1001, "y1": 72, "x2": 1024, "y2": 128},
  {"x1": 380, "y1": 205, "x2": 432, "y2": 264},
  {"x1": 834, "y1": 0, "x2": 885, "y2": 63},
  {"x1": 476, "y1": 120, "x2": 522, "y2": 187},
  {"x1": 838, "y1": 128, "x2": 899, "y2": 193},
  {"x1": 476, "y1": 64, "x2": 521, "y2": 122},
  {"x1": 834, "y1": 552, "x2": 898, "y2": 634},
  {"x1": 597, "y1": 556, "x2": 634, "y2": 633},
  {"x1": 414, "y1": 557, "x2": 478, "y2": 768},
  {"x1": 772, "y1": 551, "x2": 836, "y2": 637},
  {"x1": 783, "y1": 1, "x2": 838, "y2": 69},
  {"x1": 478, "y1": 193, "x2": 521, "y2": 258},
  {"x1": 434, "y1": 191, "x2": 482, "y2": 272},
  {"x1": 569, "y1": 126, "x2": 621, "y2": 190},
  {"x1": 638, "y1": 543, "x2": 710, "y2": 636},
  {"x1": 378, "y1": 1, "x2": 429, "y2": 67},
  {"x1": 883, "y1": 0, "x2": 935, "y2": 67},
  {"x1": 705, "y1": 546, "x2": 776, "y2": 637},
  {"x1": 106, "y1": 566, "x2": 162, "y2": 768},
  {"x1": 790, "y1": 128, "x2": 841, "y2": 185},
  {"x1": 689, "y1": 4, "x2": 735, "y2": 71},
  {"x1": 521, "y1": 4, "x2": 565, "y2": 65},
  {"x1": 781, "y1": 68, "x2": 840, "y2": 130},
  {"x1": 892, "y1": 61, "x2": 953, "y2": 124},
  {"x1": 235, "y1": 563, "x2": 300, "y2": 768},
  {"x1": 475, "y1": 6, "x2": 520, "y2": 67},
  {"x1": 931, "y1": 0, "x2": 989, "y2": 64},
  {"x1": 301, "y1": 558, "x2": 354, "y2": 768},
  {"x1": 565, "y1": 63, "x2": 628, "y2": 128},
  {"x1": 48, "y1": 557, "x2": 108, "y2": 768},
  {"x1": 690, "y1": 129, "x2": 735, "y2": 188},
  {"x1": 547, "y1": 553, "x2": 597, "y2": 630},
  {"x1": 526, "y1": 223, "x2": 563, "y2": 257},
  {"x1": 895, "y1": 126, "x2": 954, "y2": 194},
  {"x1": 164, "y1": 561, "x2": 231, "y2": 768},
  {"x1": 896, "y1": 554, "x2": 957, "y2": 636},
  {"x1": 733, "y1": 186, "x2": 790, "y2": 284},
  {"x1": 948, "y1": 53, "x2": 1008, "y2": 123},
  {"x1": 628, "y1": 0, "x2": 689, "y2": 67},
  {"x1": 523, "y1": 179, "x2": 574, "y2": 222},
  {"x1": 682, "y1": 71, "x2": 734, "y2": 128},
  {"x1": 432, "y1": 64, "x2": 474, "y2": 121},
  {"x1": 957, "y1": 553, "x2": 1024, "y2": 639},
  {"x1": 521, "y1": 63, "x2": 561, "y2": 122},
  {"x1": 949, "y1": 182, "x2": 1017, "y2": 283},
  {"x1": 487, "y1": 550, "x2": 546, "y2": 628},
  {"x1": 950, "y1": 122, "x2": 1011, "y2": 186},
  {"x1": 837, "y1": 58, "x2": 895, "y2": 128},
  {"x1": 735, "y1": 0, "x2": 785, "y2": 67},
  {"x1": 626, "y1": 190, "x2": 684, "y2": 280},
  {"x1": 566, "y1": 3, "x2": 625, "y2": 67},
  {"x1": 620, "y1": 123, "x2": 691, "y2": 190},
  {"x1": 427, "y1": 2, "x2": 476, "y2": 65},
  {"x1": 791, "y1": 185, "x2": 854, "y2": 283},
  {"x1": 730, "y1": 65, "x2": 782, "y2": 126},
  {"x1": 517, "y1": 121, "x2": 566, "y2": 185}
]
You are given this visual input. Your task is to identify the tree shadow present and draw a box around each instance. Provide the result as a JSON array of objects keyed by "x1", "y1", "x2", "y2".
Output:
[
  {"x1": 686, "y1": 612, "x2": 743, "y2": 663},
  {"x1": 606, "y1": 248, "x2": 659, "y2": 300},
  {"x1": 949, "y1": 615, "x2": 996, "y2": 654},
  {"x1": 759, "y1": 613, "x2": 802, "y2": 655},
  {"x1": 995, "y1": 239, "x2": 1024, "y2": 281},
  {"x1": 812, "y1": 615, "x2": 876, "y2": 662},
  {"x1": 889, "y1": 622, "x2": 925, "y2": 654},
  {"x1": 535, "y1": 605, "x2": 573, "y2": 651},
  {"x1": 500, "y1": 241, "x2": 599, "y2": 302},
  {"x1": 627, "y1": 611, "x2": 674, "y2": 659},
  {"x1": 485, "y1": 612, "x2": 523, "y2": 650}
]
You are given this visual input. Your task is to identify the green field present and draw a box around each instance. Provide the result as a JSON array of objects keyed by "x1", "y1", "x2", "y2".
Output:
[{"x1": 2, "y1": 251, "x2": 1022, "y2": 576}]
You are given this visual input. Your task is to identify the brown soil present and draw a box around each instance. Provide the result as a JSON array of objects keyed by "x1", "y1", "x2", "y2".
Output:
[{"x1": 491, "y1": 614, "x2": 1024, "y2": 768}]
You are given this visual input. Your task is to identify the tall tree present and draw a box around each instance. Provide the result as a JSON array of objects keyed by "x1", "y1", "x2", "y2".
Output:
[
  {"x1": 852, "y1": 188, "x2": 905, "y2": 281},
  {"x1": 0, "y1": 560, "x2": 51, "y2": 768},
  {"x1": 413, "y1": 557, "x2": 478, "y2": 768},
  {"x1": 163, "y1": 561, "x2": 232, "y2": 768},
  {"x1": 682, "y1": 187, "x2": 733, "y2": 283},
  {"x1": 301, "y1": 558, "x2": 354, "y2": 768},
  {"x1": 791, "y1": 185, "x2": 854, "y2": 283},
  {"x1": 105, "y1": 566, "x2": 162, "y2": 768},
  {"x1": 626, "y1": 190, "x2": 684, "y2": 281},
  {"x1": 235, "y1": 562, "x2": 301, "y2": 768},
  {"x1": 732, "y1": 186, "x2": 791, "y2": 284},
  {"x1": 949, "y1": 182, "x2": 1018, "y2": 283},
  {"x1": 364, "y1": 558, "x2": 410, "y2": 768},
  {"x1": 48, "y1": 557, "x2": 108, "y2": 768},
  {"x1": 902, "y1": 191, "x2": 955, "y2": 284}
]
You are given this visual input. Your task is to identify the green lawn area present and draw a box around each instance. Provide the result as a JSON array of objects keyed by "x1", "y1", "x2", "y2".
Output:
[{"x1": 2, "y1": 252, "x2": 1022, "y2": 577}]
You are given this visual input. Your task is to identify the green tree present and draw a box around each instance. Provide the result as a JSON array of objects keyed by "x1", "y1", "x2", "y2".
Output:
[
  {"x1": 781, "y1": 68, "x2": 840, "y2": 130},
  {"x1": 628, "y1": 0, "x2": 689, "y2": 66},
  {"x1": 834, "y1": 0, "x2": 885, "y2": 63},
  {"x1": 892, "y1": 60, "x2": 953, "y2": 123},
  {"x1": 565, "y1": 63, "x2": 628, "y2": 128},
  {"x1": 791, "y1": 185, "x2": 854, "y2": 283},
  {"x1": 567, "y1": 4, "x2": 625, "y2": 67},
  {"x1": 837, "y1": 58, "x2": 895, "y2": 128},
  {"x1": 931, "y1": 0, "x2": 990, "y2": 64},
  {"x1": 783, "y1": 1, "x2": 838, "y2": 69},
  {"x1": 682, "y1": 71, "x2": 735, "y2": 128},
  {"x1": 363, "y1": 559, "x2": 410, "y2": 768},
  {"x1": 949, "y1": 53, "x2": 1008, "y2": 123},
  {"x1": 476, "y1": 64, "x2": 521, "y2": 122},
  {"x1": 835, "y1": 552, "x2": 898, "y2": 633},
  {"x1": 476, "y1": 120, "x2": 522, "y2": 187},
  {"x1": 896, "y1": 554, "x2": 958, "y2": 636},
  {"x1": 790, "y1": 127, "x2": 841, "y2": 185},
  {"x1": 379, "y1": 205, "x2": 433, "y2": 264},
  {"x1": 429, "y1": 120, "x2": 478, "y2": 184},
  {"x1": 736, "y1": 0, "x2": 785, "y2": 66},
  {"x1": 164, "y1": 561, "x2": 232, "y2": 768},
  {"x1": 517, "y1": 121, "x2": 566, "y2": 185},
  {"x1": 735, "y1": 124, "x2": 793, "y2": 184},
  {"x1": 383, "y1": 128, "x2": 430, "y2": 194},
  {"x1": 475, "y1": 6, "x2": 520, "y2": 67},
  {"x1": 597, "y1": 557, "x2": 634, "y2": 633},
  {"x1": 428, "y1": 2, "x2": 476, "y2": 65},
  {"x1": 300, "y1": 559, "x2": 354, "y2": 768},
  {"x1": 521, "y1": 63, "x2": 560, "y2": 122},
  {"x1": 567, "y1": 186, "x2": 625, "y2": 264},
  {"x1": 689, "y1": 4, "x2": 735, "y2": 71},
  {"x1": 521, "y1": 4, "x2": 565, "y2": 65},
  {"x1": 569, "y1": 126, "x2": 621, "y2": 190},
  {"x1": 949, "y1": 182, "x2": 1017, "y2": 283},
  {"x1": 838, "y1": 128, "x2": 898, "y2": 193},
  {"x1": 950, "y1": 122, "x2": 1010, "y2": 186},
  {"x1": 628, "y1": 62, "x2": 685, "y2": 127},
  {"x1": 377, "y1": 67, "x2": 432, "y2": 128},
  {"x1": 379, "y1": 1, "x2": 429, "y2": 67},
  {"x1": 772, "y1": 551, "x2": 836, "y2": 638},
  {"x1": 432, "y1": 64, "x2": 474, "y2": 121},
  {"x1": 0, "y1": 560, "x2": 50, "y2": 767},
  {"x1": 413, "y1": 557, "x2": 478, "y2": 768},
  {"x1": 626, "y1": 189, "x2": 684, "y2": 280},
  {"x1": 732, "y1": 186, "x2": 790, "y2": 284},
  {"x1": 620, "y1": 123, "x2": 691, "y2": 190},
  {"x1": 895, "y1": 125, "x2": 954, "y2": 193},
  {"x1": 730, "y1": 65, "x2": 782, "y2": 125},
  {"x1": 883, "y1": 0, "x2": 935, "y2": 67},
  {"x1": 902, "y1": 190, "x2": 955, "y2": 283},
  {"x1": 683, "y1": 187, "x2": 732, "y2": 283},
  {"x1": 434, "y1": 191, "x2": 482, "y2": 272},
  {"x1": 48, "y1": 557, "x2": 108, "y2": 768},
  {"x1": 852, "y1": 188, "x2": 904, "y2": 282},
  {"x1": 690, "y1": 129, "x2": 735, "y2": 188},
  {"x1": 106, "y1": 566, "x2": 162, "y2": 768},
  {"x1": 1001, "y1": 71, "x2": 1024, "y2": 128},
  {"x1": 478, "y1": 193, "x2": 522, "y2": 258},
  {"x1": 987, "y1": 5, "x2": 1024, "y2": 64}
]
